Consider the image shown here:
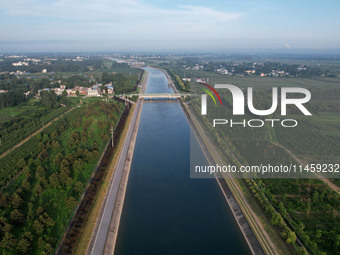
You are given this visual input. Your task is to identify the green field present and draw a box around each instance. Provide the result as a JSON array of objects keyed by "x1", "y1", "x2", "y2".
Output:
[
  {"x1": 0, "y1": 99, "x2": 43, "y2": 120},
  {"x1": 0, "y1": 100, "x2": 73, "y2": 156},
  {"x1": 189, "y1": 73, "x2": 340, "y2": 255}
]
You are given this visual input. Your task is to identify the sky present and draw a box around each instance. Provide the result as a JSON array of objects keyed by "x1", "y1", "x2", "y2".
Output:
[{"x1": 0, "y1": 0, "x2": 339, "y2": 52}]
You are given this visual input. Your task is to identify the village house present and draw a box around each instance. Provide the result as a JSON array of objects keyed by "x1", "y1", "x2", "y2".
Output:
[
  {"x1": 66, "y1": 89, "x2": 77, "y2": 97},
  {"x1": 87, "y1": 87, "x2": 100, "y2": 97}
]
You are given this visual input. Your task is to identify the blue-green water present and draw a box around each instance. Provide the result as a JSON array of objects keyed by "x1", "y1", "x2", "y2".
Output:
[{"x1": 114, "y1": 68, "x2": 251, "y2": 255}]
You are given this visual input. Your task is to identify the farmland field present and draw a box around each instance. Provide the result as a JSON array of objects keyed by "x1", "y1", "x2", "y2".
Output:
[
  {"x1": 189, "y1": 72, "x2": 340, "y2": 255},
  {"x1": 0, "y1": 98, "x2": 124, "y2": 254}
]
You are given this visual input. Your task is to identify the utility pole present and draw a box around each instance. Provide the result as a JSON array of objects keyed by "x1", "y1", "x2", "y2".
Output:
[{"x1": 111, "y1": 126, "x2": 114, "y2": 147}]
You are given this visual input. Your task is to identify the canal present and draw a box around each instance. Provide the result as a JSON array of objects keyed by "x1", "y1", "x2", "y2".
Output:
[{"x1": 114, "y1": 67, "x2": 251, "y2": 255}]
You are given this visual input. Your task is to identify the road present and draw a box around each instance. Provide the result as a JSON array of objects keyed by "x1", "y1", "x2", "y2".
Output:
[
  {"x1": 88, "y1": 68, "x2": 148, "y2": 255},
  {"x1": 89, "y1": 99, "x2": 142, "y2": 255}
]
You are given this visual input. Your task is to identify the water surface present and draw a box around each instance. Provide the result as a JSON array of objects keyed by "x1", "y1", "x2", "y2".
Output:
[{"x1": 115, "y1": 68, "x2": 251, "y2": 255}]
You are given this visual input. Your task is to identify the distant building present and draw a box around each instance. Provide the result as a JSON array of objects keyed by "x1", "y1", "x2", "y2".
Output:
[
  {"x1": 105, "y1": 83, "x2": 114, "y2": 94},
  {"x1": 87, "y1": 88, "x2": 100, "y2": 97},
  {"x1": 42, "y1": 69, "x2": 47, "y2": 73},
  {"x1": 79, "y1": 87, "x2": 88, "y2": 96},
  {"x1": 66, "y1": 89, "x2": 77, "y2": 96},
  {"x1": 195, "y1": 78, "x2": 205, "y2": 83},
  {"x1": 107, "y1": 86, "x2": 114, "y2": 94},
  {"x1": 74, "y1": 86, "x2": 87, "y2": 96},
  {"x1": 53, "y1": 88, "x2": 64, "y2": 96},
  {"x1": 37, "y1": 88, "x2": 51, "y2": 96},
  {"x1": 130, "y1": 61, "x2": 145, "y2": 67},
  {"x1": 12, "y1": 61, "x2": 28, "y2": 66}
]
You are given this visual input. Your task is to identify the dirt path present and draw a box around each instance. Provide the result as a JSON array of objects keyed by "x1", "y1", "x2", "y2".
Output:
[
  {"x1": 270, "y1": 141, "x2": 340, "y2": 195},
  {"x1": 0, "y1": 107, "x2": 75, "y2": 160}
]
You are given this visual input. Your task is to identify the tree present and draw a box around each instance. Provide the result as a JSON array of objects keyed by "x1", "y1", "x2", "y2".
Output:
[
  {"x1": 22, "y1": 179, "x2": 31, "y2": 191},
  {"x1": 0, "y1": 232, "x2": 17, "y2": 251},
  {"x1": 59, "y1": 124, "x2": 65, "y2": 133},
  {"x1": 36, "y1": 206, "x2": 44, "y2": 216},
  {"x1": 315, "y1": 229, "x2": 322, "y2": 238},
  {"x1": 33, "y1": 220, "x2": 44, "y2": 235},
  {"x1": 62, "y1": 89, "x2": 68, "y2": 97},
  {"x1": 39, "y1": 212, "x2": 55, "y2": 227},
  {"x1": 76, "y1": 90, "x2": 80, "y2": 96},
  {"x1": 102, "y1": 71, "x2": 112, "y2": 84},
  {"x1": 0, "y1": 193, "x2": 10, "y2": 208},
  {"x1": 10, "y1": 209, "x2": 24, "y2": 223},
  {"x1": 44, "y1": 243, "x2": 53, "y2": 254},
  {"x1": 51, "y1": 140, "x2": 60, "y2": 151},
  {"x1": 54, "y1": 153, "x2": 63, "y2": 166},
  {"x1": 17, "y1": 158, "x2": 27, "y2": 169},
  {"x1": 37, "y1": 237, "x2": 44, "y2": 251},
  {"x1": 12, "y1": 193, "x2": 23, "y2": 209},
  {"x1": 69, "y1": 131, "x2": 80, "y2": 147},
  {"x1": 65, "y1": 153, "x2": 74, "y2": 165},
  {"x1": 28, "y1": 158, "x2": 35, "y2": 168},
  {"x1": 74, "y1": 181, "x2": 84, "y2": 195},
  {"x1": 42, "y1": 133, "x2": 49, "y2": 143},
  {"x1": 283, "y1": 229, "x2": 296, "y2": 245},
  {"x1": 270, "y1": 212, "x2": 284, "y2": 227},
  {"x1": 60, "y1": 158, "x2": 71, "y2": 171},
  {"x1": 36, "y1": 133, "x2": 42, "y2": 141},
  {"x1": 35, "y1": 182, "x2": 43, "y2": 194},
  {"x1": 297, "y1": 222, "x2": 305, "y2": 234},
  {"x1": 73, "y1": 159, "x2": 83, "y2": 172},
  {"x1": 65, "y1": 196, "x2": 77, "y2": 208},
  {"x1": 295, "y1": 247, "x2": 308, "y2": 255},
  {"x1": 17, "y1": 238, "x2": 31, "y2": 254},
  {"x1": 2, "y1": 223, "x2": 12, "y2": 233},
  {"x1": 38, "y1": 142, "x2": 45, "y2": 151},
  {"x1": 40, "y1": 90, "x2": 57, "y2": 109},
  {"x1": 35, "y1": 166, "x2": 45, "y2": 179},
  {"x1": 49, "y1": 173, "x2": 60, "y2": 188},
  {"x1": 278, "y1": 202, "x2": 287, "y2": 215},
  {"x1": 22, "y1": 166, "x2": 31, "y2": 178},
  {"x1": 51, "y1": 131, "x2": 58, "y2": 140}
]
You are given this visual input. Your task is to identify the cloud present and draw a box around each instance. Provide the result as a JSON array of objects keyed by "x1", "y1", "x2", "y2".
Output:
[
  {"x1": 0, "y1": 0, "x2": 241, "y2": 24},
  {"x1": 0, "y1": 0, "x2": 244, "y2": 51},
  {"x1": 0, "y1": 0, "x2": 243, "y2": 51},
  {"x1": 283, "y1": 43, "x2": 292, "y2": 49},
  {"x1": 2, "y1": 1, "x2": 338, "y2": 51}
]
